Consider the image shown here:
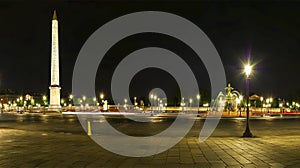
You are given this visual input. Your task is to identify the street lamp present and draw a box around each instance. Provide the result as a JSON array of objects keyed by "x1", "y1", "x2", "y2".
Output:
[
  {"x1": 150, "y1": 94, "x2": 154, "y2": 111},
  {"x1": 124, "y1": 98, "x2": 128, "y2": 111},
  {"x1": 237, "y1": 95, "x2": 243, "y2": 117},
  {"x1": 196, "y1": 94, "x2": 200, "y2": 100},
  {"x1": 266, "y1": 98, "x2": 270, "y2": 113},
  {"x1": 269, "y1": 97, "x2": 273, "y2": 113},
  {"x1": 260, "y1": 96, "x2": 263, "y2": 113},
  {"x1": 134, "y1": 97, "x2": 137, "y2": 108},
  {"x1": 82, "y1": 96, "x2": 86, "y2": 111},
  {"x1": 100, "y1": 93, "x2": 104, "y2": 99},
  {"x1": 243, "y1": 63, "x2": 253, "y2": 137},
  {"x1": 69, "y1": 94, "x2": 73, "y2": 100},
  {"x1": 181, "y1": 97, "x2": 185, "y2": 112},
  {"x1": 93, "y1": 97, "x2": 97, "y2": 106},
  {"x1": 189, "y1": 98, "x2": 193, "y2": 112},
  {"x1": 61, "y1": 99, "x2": 65, "y2": 105},
  {"x1": 196, "y1": 94, "x2": 200, "y2": 112},
  {"x1": 68, "y1": 94, "x2": 74, "y2": 106},
  {"x1": 99, "y1": 93, "x2": 104, "y2": 110},
  {"x1": 42, "y1": 95, "x2": 47, "y2": 113}
]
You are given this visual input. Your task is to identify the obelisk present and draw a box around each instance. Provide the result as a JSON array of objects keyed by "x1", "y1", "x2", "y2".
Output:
[{"x1": 49, "y1": 10, "x2": 61, "y2": 111}]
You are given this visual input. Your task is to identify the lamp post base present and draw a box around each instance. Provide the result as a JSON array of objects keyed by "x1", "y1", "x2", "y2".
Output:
[
  {"x1": 243, "y1": 126, "x2": 253, "y2": 137},
  {"x1": 243, "y1": 132, "x2": 253, "y2": 137}
]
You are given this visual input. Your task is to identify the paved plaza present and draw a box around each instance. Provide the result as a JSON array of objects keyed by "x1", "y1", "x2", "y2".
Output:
[{"x1": 0, "y1": 113, "x2": 300, "y2": 167}]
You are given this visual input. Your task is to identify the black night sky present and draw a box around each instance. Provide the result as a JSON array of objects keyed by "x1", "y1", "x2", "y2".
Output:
[{"x1": 0, "y1": 1, "x2": 300, "y2": 101}]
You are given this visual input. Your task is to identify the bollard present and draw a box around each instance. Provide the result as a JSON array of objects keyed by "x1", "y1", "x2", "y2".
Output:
[{"x1": 87, "y1": 121, "x2": 92, "y2": 136}]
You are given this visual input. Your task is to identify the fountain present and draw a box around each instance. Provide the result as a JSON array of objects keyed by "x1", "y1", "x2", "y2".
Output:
[
  {"x1": 224, "y1": 83, "x2": 243, "y2": 114},
  {"x1": 208, "y1": 83, "x2": 243, "y2": 116}
]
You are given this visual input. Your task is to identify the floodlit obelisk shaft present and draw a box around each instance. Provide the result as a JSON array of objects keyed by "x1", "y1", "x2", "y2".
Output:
[{"x1": 49, "y1": 10, "x2": 61, "y2": 111}]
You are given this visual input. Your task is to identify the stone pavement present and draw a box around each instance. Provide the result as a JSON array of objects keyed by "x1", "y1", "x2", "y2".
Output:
[{"x1": 0, "y1": 114, "x2": 300, "y2": 167}]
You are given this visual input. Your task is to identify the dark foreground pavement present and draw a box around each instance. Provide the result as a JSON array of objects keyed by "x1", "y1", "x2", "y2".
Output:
[{"x1": 0, "y1": 113, "x2": 299, "y2": 167}]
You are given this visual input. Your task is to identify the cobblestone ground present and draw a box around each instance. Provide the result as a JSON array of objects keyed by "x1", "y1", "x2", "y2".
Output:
[{"x1": 0, "y1": 113, "x2": 299, "y2": 167}]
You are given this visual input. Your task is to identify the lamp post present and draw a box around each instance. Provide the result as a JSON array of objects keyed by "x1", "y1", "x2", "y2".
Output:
[
  {"x1": 239, "y1": 95, "x2": 243, "y2": 117},
  {"x1": 99, "y1": 93, "x2": 104, "y2": 111},
  {"x1": 93, "y1": 97, "x2": 97, "y2": 106},
  {"x1": 181, "y1": 97, "x2": 185, "y2": 112},
  {"x1": 243, "y1": 64, "x2": 253, "y2": 137},
  {"x1": 150, "y1": 94, "x2": 154, "y2": 112},
  {"x1": 269, "y1": 97, "x2": 273, "y2": 113},
  {"x1": 260, "y1": 96, "x2": 263, "y2": 113},
  {"x1": 124, "y1": 98, "x2": 128, "y2": 111},
  {"x1": 43, "y1": 95, "x2": 47, "y2": 114},
  {"x1": 266, "y1": 98, "x2": 270, "y2": 113},
  {"x1": 134, "y1": 97, "x2": 137, "y2": 108},
  {"x1": 69, "y1": 94, "x2": 73, "y2": 106},
  {"x1": 189, "y1": 98, "x2": 193, "y2": 112},
  {"x1": 100, "y1": 93, "x2": 104, "y2": 105},
  {"x1": 82, "y1": 96, "x2": 86, "y2": 111},
  {"x1": 43, "y1": 96, "x2": 47, "y2": 105},
  {"x1": 196, "y1": 94, "x2": 200, "y2": 113}
]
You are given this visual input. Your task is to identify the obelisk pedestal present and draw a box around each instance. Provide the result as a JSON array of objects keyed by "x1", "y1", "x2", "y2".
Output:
[{"x1": 48, "y1": 10, "x2": 61, "y2": 112}]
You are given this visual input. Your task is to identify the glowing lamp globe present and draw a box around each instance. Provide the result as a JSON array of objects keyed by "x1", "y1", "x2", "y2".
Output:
[{"x1": 244, "y1": 64, "x2": 252, "y2": 77}]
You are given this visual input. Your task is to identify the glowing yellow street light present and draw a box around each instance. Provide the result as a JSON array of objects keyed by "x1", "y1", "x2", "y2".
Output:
[
  {"x1": 196, "y1": 94, "x2": 200, "y2": 101},
  {"x1": 134, "y1": 97, "x2": 137, "y2": 107},
  {"x1": 260, "y1": 96, "x2": 264, "y2": 113},
  {"x1": 150, "y1": 94, "x2": 154, "y2": 111},
  {"x1": 93, "y1": 97, "x2": 97, "y2": 106},
  {"x1": 100, "y1": 93, "x2": 104, "y2": 100},
  {"x1": 30, "y1": 99, "x2": 35, "y2": 106},
  {"x1": 244, "y1": 64, "x2": 252, "y2": 78}
]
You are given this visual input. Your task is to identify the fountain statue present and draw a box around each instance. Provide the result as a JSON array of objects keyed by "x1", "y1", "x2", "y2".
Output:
[{"x1": 224, "y1": 83, "x2": 243, "y2": 112}]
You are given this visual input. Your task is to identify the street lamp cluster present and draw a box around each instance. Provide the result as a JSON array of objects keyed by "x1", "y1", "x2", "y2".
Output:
[
  {"x1": 0, "y1": 94, "x2": 49, "y2": 113},
  {"x1": 149, "y1": 94, "x2": 166, "y2": 112},
  {"x1": 178, "y1": 94, "x2": 201, "y2": 112},
  {"x1": 262, "y1": 97, "x2": 273, "y2": 113}
]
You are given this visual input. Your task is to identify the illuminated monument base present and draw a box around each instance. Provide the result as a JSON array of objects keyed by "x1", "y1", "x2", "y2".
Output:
[{"x1": 48, "y1": 86, "x2": 61, "y2": 112}]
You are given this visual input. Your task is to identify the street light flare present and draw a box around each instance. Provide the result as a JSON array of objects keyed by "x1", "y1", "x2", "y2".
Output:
[{"x1": 244, "y1": 64, "x2": 252, "y2": 77}]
